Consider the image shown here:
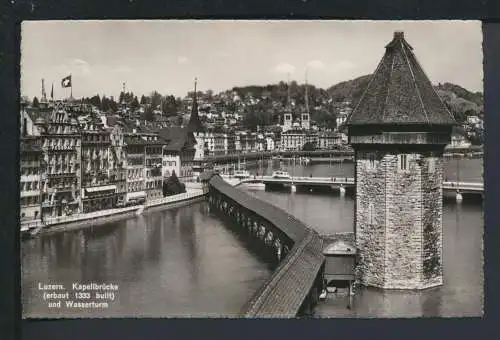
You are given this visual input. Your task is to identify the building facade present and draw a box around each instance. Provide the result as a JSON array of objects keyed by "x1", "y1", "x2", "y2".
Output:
[
  {"x1": 80, "y1": 117, "x2": 116, "y2": 213},
  {"x1": 144, "y1": 135, "x2": 164, "y2": 201},
  {"x1": 318, "y1": 132, "x2": 346, "y2": 149},
  {"x1": 20, "y1": 136, "x2": 43, "y2": 222},
  {"x1": 159, "y1": 127, "x2": 197, "y2": 182},
  {"x1": 108, "y1": 124, "x2": 128, "y2": 206},
  {"x1": 123, "y1": 135, "x2": 147, "y2": 205},
  {"x1": 35, "y1": 107, "x2": 81, "y2": 219},
  {"x1": 281, "y1": 127, "x2": 306, "y2": 151}
]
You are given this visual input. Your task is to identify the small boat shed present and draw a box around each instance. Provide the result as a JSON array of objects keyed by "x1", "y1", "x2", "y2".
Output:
[{"x1": 323, "y1": 239, "x2": 357, "y2": 291}]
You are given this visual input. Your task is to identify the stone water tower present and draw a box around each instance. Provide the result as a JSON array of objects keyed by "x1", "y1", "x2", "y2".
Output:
[{"x1": 346, "y1": 31, "x2": 456, "y2": 289}]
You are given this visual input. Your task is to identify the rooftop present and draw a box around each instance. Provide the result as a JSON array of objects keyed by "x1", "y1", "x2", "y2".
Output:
[
  {"x1": 158, "y1": 126, "x2": 197, "y2": 152},
  {"x1": 347, "y1": 31, "x2": 456, "y2": 126}
]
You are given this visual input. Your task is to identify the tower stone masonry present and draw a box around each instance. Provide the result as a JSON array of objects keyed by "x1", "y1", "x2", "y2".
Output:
[{"x1": 347, "y1": 31, "x2": 456, "y2": 290}]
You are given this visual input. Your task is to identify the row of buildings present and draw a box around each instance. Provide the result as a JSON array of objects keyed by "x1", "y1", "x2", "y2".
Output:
[
  {"x1": 20, "y1": 86, "x2": 351, "y2": 223},
  {"x1": 20, "y1": 100, "x2": 197, "y2": 223},
  {"x1": 184, "y1": 129, "x2": 348, "y2": 156},
  {"x1": 186, "y1": 79, "x2": 349, "y2": 157}
]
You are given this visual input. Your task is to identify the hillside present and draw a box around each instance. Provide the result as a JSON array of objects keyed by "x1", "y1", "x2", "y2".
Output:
[
  {"x1": 325, "y1": 75, "x2": 372, "y2": 105},
  {"x1": 326, "y1": 75, "x2": 483, "y2": 124},
  {"x1": 229, "y1": 75, "x2": 483, "y2": 127}
]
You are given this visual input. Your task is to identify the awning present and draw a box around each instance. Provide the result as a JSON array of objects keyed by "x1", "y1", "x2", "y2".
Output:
[
  {"x1": 126, "y1": 191, "x2": 147, "y2": 201},
  {"x1": 85, "y1": 185, "x2": 117, "y2": 193}
]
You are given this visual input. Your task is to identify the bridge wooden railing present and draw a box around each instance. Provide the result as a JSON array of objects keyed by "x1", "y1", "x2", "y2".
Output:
[{"x1": 205, "y1": 173, "x2": 325, "y2": 317}]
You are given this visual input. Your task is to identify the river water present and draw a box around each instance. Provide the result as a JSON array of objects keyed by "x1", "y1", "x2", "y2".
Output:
[
  {"x1": 22, "y1": 158, "x2": 483, "y2": 318},
  {"x1": 244, "y1": 157, "x2": 483, "y2": 317},
  {"x1": 22, "y1": 203, "x2": 273, "y2": 318}
]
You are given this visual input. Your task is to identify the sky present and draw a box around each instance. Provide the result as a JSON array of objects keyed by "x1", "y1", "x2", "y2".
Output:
[{"x1": 21, "y1": 20, "x2": 483, "y2": 100}]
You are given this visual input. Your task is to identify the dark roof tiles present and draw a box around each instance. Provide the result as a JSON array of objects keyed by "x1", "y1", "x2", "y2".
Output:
[
  {"x1": 158, "y1": 127, "x2": 197, "y2": 152},
  {"x1": 187, "y1": 89, "x2": 205, "y2": 133},
  {"x1": 347, "y1": 32, "x2": 456, "y2": 126}
]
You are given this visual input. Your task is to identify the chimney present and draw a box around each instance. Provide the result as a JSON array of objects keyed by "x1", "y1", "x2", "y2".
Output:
[{"x1": 394, "y1": 31, "x2": 404, "y2": 39}]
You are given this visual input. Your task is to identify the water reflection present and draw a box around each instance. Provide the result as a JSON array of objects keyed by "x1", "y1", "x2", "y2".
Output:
[
  {"x1": 22, "y1": 202, "x2": 272, "y2": 318},
  {"x1": 22, "y1": 159, "x2": 483, "y2": 318},
  {"x1": 249, "y1": 188, "x2": 483, "y2": 317}
]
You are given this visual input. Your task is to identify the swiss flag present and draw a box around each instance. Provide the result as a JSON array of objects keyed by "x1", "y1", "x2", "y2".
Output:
[{"x1": 61, "y1": 75, "x2": 72, "y2": 88}]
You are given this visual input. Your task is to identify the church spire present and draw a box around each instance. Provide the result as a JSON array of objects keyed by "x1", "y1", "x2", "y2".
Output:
[
  {"x1": 286, "y1": 73, "x2": 291, "y2": 111},
  {"x1": 304, "y1": 69, "x2": 309, "y2": 114},
  {"x1": 187, "y1": 77, "x2": 204, "y2": 133},
  {"x1": 41, "y1": 78, "x2": 47, "y2": 102}
]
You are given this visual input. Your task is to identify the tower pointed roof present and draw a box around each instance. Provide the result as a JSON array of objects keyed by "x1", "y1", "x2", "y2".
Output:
[
  {"x1": 187, "y1": 77, "x2": 205, "y2": 133},
  {"x1": 347, "y1": 31, "x2": 456, "y2": 126}
]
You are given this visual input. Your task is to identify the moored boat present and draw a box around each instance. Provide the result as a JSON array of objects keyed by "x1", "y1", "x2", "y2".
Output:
[
  {"x1": 234, "y1": 169, "x2": 251, "y2": 179},
  {"x1": 242, "y1": 181, "x2": 266, "y2": 190},
  {"x1": 272, "y1": 170, "x2": 291, "y2": 179}
]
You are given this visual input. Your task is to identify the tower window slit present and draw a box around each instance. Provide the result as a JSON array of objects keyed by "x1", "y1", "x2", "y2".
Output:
[
  {"x1": 399, "y1": 154, "x2": 409, "y2": 171},
  {"x1": 368, "y1": 202, "x2": 375, "y2": 225}
]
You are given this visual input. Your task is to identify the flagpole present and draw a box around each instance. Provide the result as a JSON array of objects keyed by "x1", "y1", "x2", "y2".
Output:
[{"x1": 70, "y1": 74, "x2": 73, "y2": 100}]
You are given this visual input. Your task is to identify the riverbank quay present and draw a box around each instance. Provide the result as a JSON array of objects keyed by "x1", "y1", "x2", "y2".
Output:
[
  {"x1": 308, "y1": 157, "x2": 354, "y2": 164},
  {"x1": 21, "y1": 188, "x2": 205, "y2": 238}
]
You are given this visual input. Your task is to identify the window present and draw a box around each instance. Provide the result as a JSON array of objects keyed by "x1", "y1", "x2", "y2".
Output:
[
  {"x1": 398, "y1": 154, "x2": 410, "y2": 171},
  {"x1": 428, "y1": 158, "x2": 436, "y2": 173},
  {"x1": 368, "y1": 153, "x2": 376, "y2": 169},
  {"x1": 368, "y1": 203, "x2": 375, "y2": 225}
]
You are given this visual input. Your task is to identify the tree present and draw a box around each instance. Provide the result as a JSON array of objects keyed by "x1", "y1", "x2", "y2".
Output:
[
  {"x1": 302, "y1": 142, "x2": 317, "y2": 151},
  {"x1": 109, "y1": 98, "x2": 118, "y2": 112},
  {"x1": 32, "y1": 96, "x2": 39, "y2": 108},
  {"x1": 142, "y1": 105, "x2": 154, "y2": 122},
  {"x1": 311, "y1": 109, "x2": 337, "y2": 130},
  {"x1": 131, "y1": 96, "x2": 140, "y2": 110},
  {"x1": 101, "y1": 96, "x2": 110, "y2": 112},
  {"x1": 140, "y1": 95, "x2": 147, "y2": 105},
  {"x1": 241, "y1": 104, "x2": 273, "y2": 131},
  {"x1": 89, "y1": 95, "x2": 101, "y2": 108},
  {"x1": 161, "y1": 95, "x2": 178, "y2": 116},
  {"x1": 176, "y1": 114, "x2": 184, "y2": 126},
  {"x1": 162, "y1": 170, "x2": 186, "y2": 197},
  {"x1": 150, "y1": 91, "x2": 162, "y2": 110}
]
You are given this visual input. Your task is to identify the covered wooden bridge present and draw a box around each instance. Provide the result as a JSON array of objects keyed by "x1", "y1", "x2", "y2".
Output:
[{"x1": 200, "y1": 171, "x2": 325, "y2": 317}]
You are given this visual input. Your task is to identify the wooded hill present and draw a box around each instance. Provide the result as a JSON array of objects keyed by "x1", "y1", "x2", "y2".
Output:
[{"x1": 232, "y1": 75, "x2": 483, "y2": 127}]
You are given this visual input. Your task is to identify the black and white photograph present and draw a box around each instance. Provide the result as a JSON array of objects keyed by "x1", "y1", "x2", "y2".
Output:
[{"x1": 20, "y1": 20, "x2": 483, "y2": 318}]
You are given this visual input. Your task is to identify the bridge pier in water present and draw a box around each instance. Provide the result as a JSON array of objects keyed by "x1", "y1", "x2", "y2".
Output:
[{"x1": 208, "y1": 190, "x2": 290, "y2": 265}]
